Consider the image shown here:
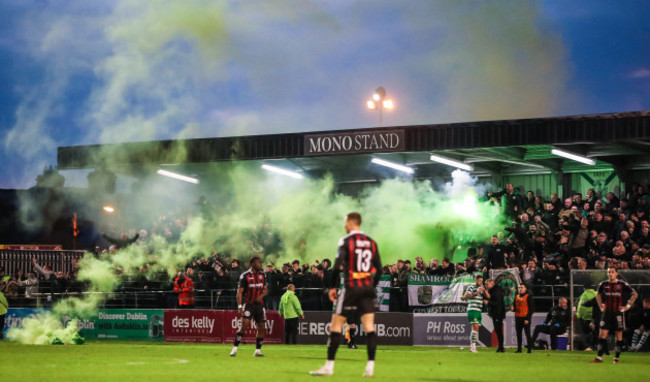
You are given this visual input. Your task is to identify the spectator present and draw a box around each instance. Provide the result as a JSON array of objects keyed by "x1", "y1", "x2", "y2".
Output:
[
  {"x1": 531, "y1": 297, "x2": 570, "y2": 350},
  {"x1": 542, "y1": 201, "x2": 559, "y2": 232},
  {"x1": 101, "y1": 232, "x2": 140, "y2": 249},
  {"x1": 549, "y1": 193, "x2": 562, "y2": 212},
  {"x1": 585, "y1": 189, "x2": 597, "y2": 210},
  {"x1": 486, "y1": 235, "x2": 507, "y2": 270},
  {"x1": 278, "y1": 284, "x2": 304, "y2": 344},
  {"x1": 413, "y1": 257, "x2": 427, "y2": 274},
  {"x1": 591, "y1": 232, "x2": 612, "y2": 258},
  {"x1": 524, "y1": 191, "x2": 535, "y2": 211},
  {"x1": 568, "y1": 218, "x2": 590, "y2": 258},
  {"x1": 558, "y1": 198, "x2": 574, "y2": 221},
  {"x1": 606, "y1": 192, "x2": 620, "y2": 210},
  {"x1": 32, "y1": 257, "x2": 57, "y2": 306},
  {"x1": 440, "y1": 258, "x2": 455, "y2": 276},
  {"x1": 398, "y1": 260, "x2": 412, "y2": 311},
  {"x1": 17, "y1": 271, "x2": 39, "y2": 306},
  {"x1": 521, "y1": 260, "x2": 541, "y2": 290},
  {"x1": 502, "y1": 184, "x2": 523, "y2": 219},
  {"x1": 388, "y1": 264, "x2": 402, "y2": 312},
  {"x1": 533, "y1": 196, "x2": 545, "y2": 216},
  {"x1": 427, "y1": 258, "x2": 441, "y2": 275}
]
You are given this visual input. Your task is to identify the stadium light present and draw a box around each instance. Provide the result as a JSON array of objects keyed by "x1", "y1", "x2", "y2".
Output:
[
  {"x1": 371, "y1": 158, "x2": 414, "y2": 174},
  {"x1": 261, "y1": 164, "x2": 304, "y2": 179},
  {"x1": 551, "y1": 148, "x2": 595, "y2": 165},
  {"x1": 366, "y1": 86, "x2": 394, "y2": 127},
  {"x1": 102, "y1": 206, "x2": 115, "y2": 213},
  {"x1": 429, "y1": 154, "x2": 474, "y2": 172},
  {"x1": 156, "y1": 169, "x2": 200, "y2": 184}
]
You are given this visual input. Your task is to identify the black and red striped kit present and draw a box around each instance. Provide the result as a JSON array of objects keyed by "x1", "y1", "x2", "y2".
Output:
[
  {"x1": 329, "y1": 230, "x2": 382, "y2": 289},
  {"x1": 597, "y1": 280, "x2": 635, "y2": 313},
  {"x1": 329, "y1": 230, "x2": 382, "y2": 319},
  {"x1": 597, "y1": 279, "x2": 635, "y2": 332},
  {"x1": 239, "y1": 269, "x2": 266, "y2": 304}
]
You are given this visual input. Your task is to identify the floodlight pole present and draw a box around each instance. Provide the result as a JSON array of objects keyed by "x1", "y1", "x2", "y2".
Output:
[
  {"x1": 376, "y1": 87, "x2": 385, "y2": 127},
  {"x1": 368, "y1": 86, "x2": 391, "y2": 128}
]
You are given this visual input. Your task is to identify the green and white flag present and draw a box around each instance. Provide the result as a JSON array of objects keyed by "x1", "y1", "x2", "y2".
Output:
[{"x1": 376, "y1": 274, "x2": 391, "y2": 312}]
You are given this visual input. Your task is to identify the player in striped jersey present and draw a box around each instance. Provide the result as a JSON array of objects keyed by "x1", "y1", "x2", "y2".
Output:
[
  {"x1": 461, "y1": 274, "x2": 488, "y2": 353},
  {"x1": 230, "y1": 256, "x2": 268, "y2": 357},
  {"x1": 590, "y1": 267, "x2": 637, "y2": 364},
  {"x1": 310, "y1": 212, "x2": 381, "y2": 377}
]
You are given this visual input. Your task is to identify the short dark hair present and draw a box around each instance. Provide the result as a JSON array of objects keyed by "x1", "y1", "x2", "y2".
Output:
[
  {"x1": 250, "y1": 256, "x2": 262, "y2": 265},
  {"x1": 346, "y1": 212, "x2": 362, "y2": 226}
]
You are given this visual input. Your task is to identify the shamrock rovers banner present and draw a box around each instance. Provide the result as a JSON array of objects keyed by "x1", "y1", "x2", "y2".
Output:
[{"x1": 408, "y1": 273, "x2": 478, "y2": 313}]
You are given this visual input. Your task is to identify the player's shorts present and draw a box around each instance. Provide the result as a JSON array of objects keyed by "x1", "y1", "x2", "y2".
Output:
[
  {"x1": 243, "y1": 302, "x2": 266, "y2": 324},
  {"x1": 599, "y1": 312, "x2": 625, "y2": 332},
  {"x1": 467, "y1": 310, "x2": 482, "y2": 325},
  {"x1": 334, "y1": 286, "x2": 376, "y2": 319}
]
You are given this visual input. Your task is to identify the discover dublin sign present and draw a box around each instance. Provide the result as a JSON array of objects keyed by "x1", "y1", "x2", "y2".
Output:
[{"x1": 304, "y1": 129, "x2": 405, "y2": 156}]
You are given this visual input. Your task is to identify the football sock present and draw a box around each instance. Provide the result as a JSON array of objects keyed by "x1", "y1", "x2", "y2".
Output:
[
  {"x1": 470, "y1": 330, "x2": 478, "y2": 346},
  {"x1": 638, "y1": 332, "x2": 649, "y2": 348},
  {"x1": 234, "y1": 332, "x2": 244, "y2": 347},
  {"x1": 597, "y1": 338, "x2": 608, "y2": 357},
  {"x1": 367, "y1": 331, "x2": 377, "y2": 361},
  {"x1": 615, "y1": 340, "x2": 623, "y2": 358},
  {"x1": 256, "y1": 337, "x2": 264, "y2": 350},
  {"x1": 327, "y1": 332, "x2": 341, "y2": 361},
  {"x1": 632, "y1": 329, "x2": 640, "y2": 346}
]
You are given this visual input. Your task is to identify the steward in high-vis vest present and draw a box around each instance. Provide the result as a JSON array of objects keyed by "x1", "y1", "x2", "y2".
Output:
[
  {"x1": 513, "y1": 283, "x2": 534, "y2": 353},
  {"x1": 576, "y1": 286, "x2": 597, "y2": 351},
  {"x1": 174, "y1": 272, "x2": 195, "y2": 308}
]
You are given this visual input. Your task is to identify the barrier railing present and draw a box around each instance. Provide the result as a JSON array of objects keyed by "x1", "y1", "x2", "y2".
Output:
[
  {"x1": 0, "y1": 249, "x2": 85, "y2": 276},
  {"x1": 5, "y1": 284, "x2": 571, "y2": 313}
]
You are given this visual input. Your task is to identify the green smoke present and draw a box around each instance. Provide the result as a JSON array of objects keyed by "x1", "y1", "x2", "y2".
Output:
[
  {"x1": 8, "y1": 161, "x2": 507, "y2": 344},
  {"x1": 7, "y1": 314, "x2": 81, "y2": 345}
]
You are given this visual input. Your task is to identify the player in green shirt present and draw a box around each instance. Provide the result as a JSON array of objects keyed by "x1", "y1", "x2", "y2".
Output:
[{"x1": 462, "y1": 274, "x2": 488, "y2": 352}]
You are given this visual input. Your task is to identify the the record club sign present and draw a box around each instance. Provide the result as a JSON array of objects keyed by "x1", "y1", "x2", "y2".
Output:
[{"x1": 304, "y1": 129, "x2": 405, "y2": 156}]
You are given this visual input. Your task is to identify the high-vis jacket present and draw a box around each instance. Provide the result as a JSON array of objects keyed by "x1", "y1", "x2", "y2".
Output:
[
  {"x1": 174, "y1": 277, "x2": 195, "y2": 306},
  {"x1": 279, "y1": 290, "x2": 303, "y2": 319}
]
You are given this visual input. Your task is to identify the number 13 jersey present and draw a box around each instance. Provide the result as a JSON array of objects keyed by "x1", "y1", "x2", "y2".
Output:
[{"x1": 331, "y1": 230, "x2": 382, "y2": 289}]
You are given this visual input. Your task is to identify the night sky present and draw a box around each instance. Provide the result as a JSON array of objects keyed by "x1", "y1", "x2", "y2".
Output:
[{"x1": 1, "y1": 0, "x2": 649, "y2": 189}]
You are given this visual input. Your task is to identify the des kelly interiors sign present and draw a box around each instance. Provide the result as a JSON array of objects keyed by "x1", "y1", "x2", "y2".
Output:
[{"x1": 304, "y1": 129, "x2": 405, "y2": 156}]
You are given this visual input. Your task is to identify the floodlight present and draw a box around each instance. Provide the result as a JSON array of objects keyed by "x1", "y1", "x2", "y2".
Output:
[
  {"x1": 429, "y1": 154, "x2": 474, "y2": 171},
  {"x1": 261, "y1": 164, "x2": 304, "y2": 179},
  {"x1": 371, "y1": 158, "x2": 414, "y2": 174},
  {"x1": 551, "y1": 149, "x2": 595, "y2": 165},
  {"x1": 156, "y1": 169, "x2": 199, "y2": 184}
]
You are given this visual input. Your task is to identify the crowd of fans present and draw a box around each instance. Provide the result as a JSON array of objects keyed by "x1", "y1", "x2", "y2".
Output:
[{"x1": 2, "y1": 183, "x2": 650, "y2": 314}]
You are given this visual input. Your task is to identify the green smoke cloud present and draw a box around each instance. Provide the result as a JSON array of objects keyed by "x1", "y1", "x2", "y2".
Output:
[
  {"x1": 8, "y1": 161, "x2": 507, "y2": 344},
  {"x1": 7, "y1": 314, "x2": 81, "y2": 345}
]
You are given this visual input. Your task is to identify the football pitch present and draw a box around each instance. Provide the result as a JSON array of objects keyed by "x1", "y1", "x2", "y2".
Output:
[{"x1": 1, "y1": 341, "x2": 648, "y2": 382}]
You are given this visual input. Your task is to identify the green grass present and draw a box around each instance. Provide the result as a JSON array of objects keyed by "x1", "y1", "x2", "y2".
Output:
[{"x1": 1, "y1": 341, "x2": 648, "y2": 382}]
